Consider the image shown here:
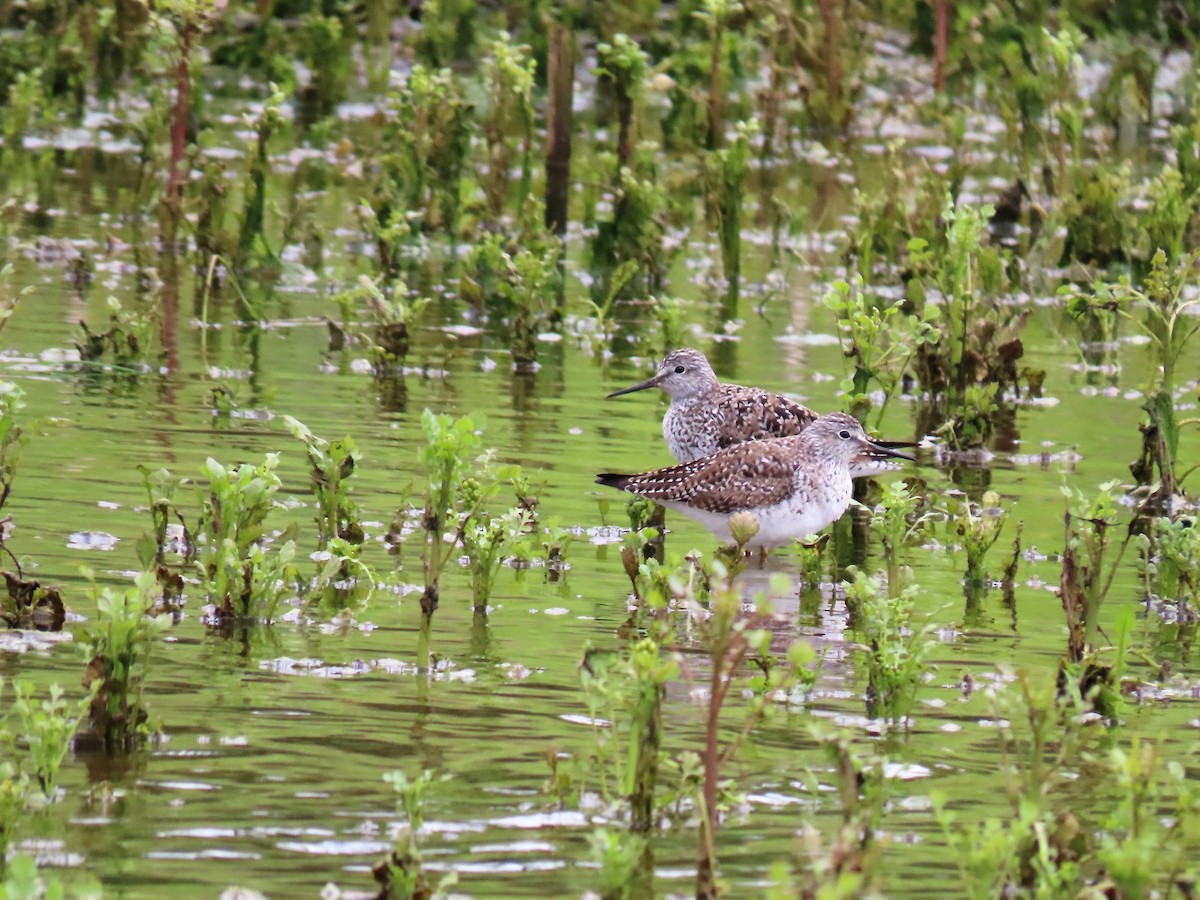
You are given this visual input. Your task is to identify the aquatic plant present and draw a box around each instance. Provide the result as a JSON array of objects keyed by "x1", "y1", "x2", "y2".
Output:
[
  {"x1": 1093, "y1": 740, "x2": 1200, "y2": 897},
  {"x1": 1058, "y1": 480, "x2": 1127, "y2": 663},
  {"x1": 797, "y1": 728, "x2": 888, "y2": 897},
  {"x1": 1142, "y1": 165, "x2": 1196, "y2": 270},
  {"x1": 688, "y1": 569, "x2": 817, "y2": 897},
  {"x1": 659, "y1": 28, "x2": 711, "y2": 152},
  {"x1": 415, "y1": 411, "x2": 519, "y2": 667},
  {"x1": 0, "y1": 680, "x2": 92, "y2": 888},
  {"x1": 590, "y1": 37, "x2": 680, "y2": 296},
  {"x1": 283, "y1": 416, "x2": 365, "y2": 549},
  {"x1": 80, "y1": 571, "x2": 172, "y2": 750},
  {"x1": 371, "y1": 64, "x2": 472, "y2": 263},
  {"x1": 1, "y1": 567, "x2": 66, "y2": 630},
  {"x1": 1075, "y1": 251, "x2": 1200, "y2": 497},
  {"x1": 1095, "y1": 43, "x2": 1155, "y2": 138},
  {"x1": 844, "y1": 570, "x2": 933, "y2": 724},
  {"x1": 595, "y1": 34, "x2": 647, "y2": 169},
  {"x1": 1060, "y1": 270, "x2": 1122, "y2": 379},
  {"x1": 154, "y1": 0, "x2": 221, "y2": 234},
  {"x1": 373, "y1": 769, "x2": 457, "y2": 899},
  {"x1": 461, "y1": 507, "x2": 531, "y2": 613},
  {"x1": 0, "y1": 757, "x2": 27, "y2": 874},
  {"x1": 950, "y1": 12, "x2": 1084, "y2": 174},
  {"x1": 480, "y1": 32, "x2": 536, "y2": 220},
  {"x1": 694, "y1": 0, "x2": 742, "y2": 148},
  {"x1": 934, "y1": 669, "x2": 1084, "y2": 894},
  {"x1": 794, "y1": 534, "x2": 829, "y2": 590},
  {"x1": 135, "y1": 465, "x2": 190, "y2": 607},
  {"x1": 0, "y1": 266, "x2": 25, "y2": 333},
  {"x1": 235, "y1": 86, "x2": 286, "y2": 269},
  {"x1": 649, "y1": 294, "x2": 685, "y2": 357},
  {"x1": 193, "y1": 159, "x2": 233, "y2": 265},
  {"x1": 0, "y1": 381, "x2": 27, "y2": 514},
  {"x1": 195, "y1": 454, "x2": 298, "y2": 623},
  {"x1": 840, "y1": 147, "x2": 946, "y2": 281},
  {"x1": 0, "y1": 69, "x2": 48, "y2": 153},
  {"x1": 75, "y1": 296, "x2": 157, "y2": 366},
  {"x1": 413, "y1": 0, "x2": 478, "y2": 67},
  {"x1": 329, "y1": 275, "x2": 431, "y2": 364},
  {"x1": 588, "y1": 827, "x2": 648, "y2": 900},
  {"x1": 462, "y1": 198, "x2": 564, "y2": 359},
  {"x1": 615, "y1": 536, "x2": 684, "y2": 614},
  {"x1": 586, "y1": 549, "x2": 816, "y2": 897},
  {"x1": 309, "y1": 536, "x2": 374, "y2": 613},
  {"x1": 0, "y1": 381, "x2": 47, "y2": 622},
  {"x1": 870, "y1": 480, "x2": 933, "y2": 597},
  {"x1": 705, "y1": 119, "x2": 756, "y2": 310},
  {"x1": 505, "y1": 243, "x2": 563, "y2": 367},
  {"x1": 583, "y1": 260, "x2": 639, "y2": 356},
  {"x1": 907, "y1": 195, "x2": 1041, "y2": 447},
  {"x1": 752, "y1": 0, "x2": 866, "y2": 135},
  {"x1": 4, "y1": 679, "x2": 87, "y2": 797},
  {"x1": 712, "y1": 509, "x2": 760, "y2": 576},
  {"x1": 581, "y1": 636, "x2": 678, "y2": 836},
  {"x1": 0, "y1": 853, "x2": 94, "y2": 897},
  {"x1": 1058, "y1": 162, "x2": 1135, "y2": 268},
  {"x1": 278, "y1": 417, "x2": 373, "y2": 612},
  {"x1": 825, "y1": 276, "x2": 936, "y2": 428},
  {"x1": 933, "y1": 670, "x2": 1197, "y2": 898},
  {"x1": 1173, "y1": 88, "x2": 1200, "y2": 201},
  {"x1": 589, "y1": 144, "x2": 678, "y2": 300},
  {"x1": 1042, "y1": 27, "x2": 1087, "y2": 186},
  {"x1": 296, "y1": 13, "x2": 352, "y2": 125},
  {"x1": 949, "y1": 490, "x2": 1008, "y2": 588},
  {"x1": 1134, "y1": 515, "x2": 1200, "y2": 640}
]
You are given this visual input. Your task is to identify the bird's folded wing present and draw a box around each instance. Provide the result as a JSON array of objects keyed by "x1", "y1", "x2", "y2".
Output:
[
  {"x1": 712, "y1": 390, "x2": 818, "y2": 449},
  {"x1": 621, "y1": 443, "x2": 797, "y2": 513}
]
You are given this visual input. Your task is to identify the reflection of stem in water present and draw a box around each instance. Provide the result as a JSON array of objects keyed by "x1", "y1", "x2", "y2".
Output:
[
  {"x1": 197, "y1": 254, "x2": 221, "y2": 365},
  {"x1": 642, "y1": 503, "x2": 665, "y2": 563},
  {"x1": 1001, "y1": 581, "x2": 1018, "y2": 631},
  {"x1": 418, "y1": 589, "x2": 436, "y2": 672},
  {"x1": 375, "y1": 371, "x2": 408, "y2": 414},
  {"x1": 962, "y1": 580, "x2": 987, "y2": 629},
  {"x1": 798, "y1": 585, "x2": 823, "y2": 626},
  {"x1": 469, "y1": 609, "x2": 492, "y2": 658}
]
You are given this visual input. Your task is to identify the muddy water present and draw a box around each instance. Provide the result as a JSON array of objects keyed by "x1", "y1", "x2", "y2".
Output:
[{"x1": 2, "y1": 130, "x2": 1199, "y2": 898}]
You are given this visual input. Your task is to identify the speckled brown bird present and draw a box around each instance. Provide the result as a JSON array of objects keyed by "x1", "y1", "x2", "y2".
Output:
[
  {"x1": 607, "y1": 348, "x2": 818, "y2": 463},
  {"x1": 596, "y1": 412, "x2": 914, "y2": 549},
  {"x1": 606, "y1": 348, "x2": 911, "y2": 474}
]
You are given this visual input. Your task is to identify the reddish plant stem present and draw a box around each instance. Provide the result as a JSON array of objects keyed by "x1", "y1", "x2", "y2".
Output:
[
  {"x1": 816, "y1": 0, "x2": 844, "y2": 125},
  {"x1": 165, "y1": 23, "x2": 193, "y2": 222},
  {"x1": 697, "y1": 635, "x2": 752, "y2": 899},
  {"x1": 544, "y1": 20, "x2": 574, "y2": 237}
]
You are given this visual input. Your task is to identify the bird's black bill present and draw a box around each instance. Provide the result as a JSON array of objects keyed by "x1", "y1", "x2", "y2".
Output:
[
  {"x1": 861, "y1": 439, "x2": 916, "y2": 462},
  {"x1": 606, "y1": 375, "x2": 661, "y2": 398}
]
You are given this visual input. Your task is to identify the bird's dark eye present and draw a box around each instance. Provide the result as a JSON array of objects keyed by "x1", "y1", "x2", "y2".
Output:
[
  {"x1": 674, "y1": 365, "x2": 686, "y2": 374},
  {"x1": 838, "y1": 429, "x2": 852, "y2": 439}
]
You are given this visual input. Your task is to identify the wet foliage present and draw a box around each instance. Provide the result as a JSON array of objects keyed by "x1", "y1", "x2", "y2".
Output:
[{"x1": 3, "y1": 0, "x2": 1200, "y2": 894}]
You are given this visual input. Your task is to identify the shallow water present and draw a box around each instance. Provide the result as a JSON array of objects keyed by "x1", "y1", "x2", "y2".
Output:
[{"x1": 3, "y1": 83, "x2": 1200, "y2": 899}]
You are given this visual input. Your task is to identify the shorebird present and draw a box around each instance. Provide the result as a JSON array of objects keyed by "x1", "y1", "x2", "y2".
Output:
[
  {"x1": 607, "y1": 348, "x2": 819, "y2": 463},
  {"x1": 607, "y1": 348, "x2": 913, "y2": 474},
  {"x1": 596, "y1": 412, "x2": 914, "y2": 549}
]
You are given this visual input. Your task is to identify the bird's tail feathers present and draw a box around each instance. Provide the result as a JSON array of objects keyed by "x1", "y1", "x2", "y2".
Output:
[{"x1": 595, "y1": 473, "x2": 631, "y2": 489}]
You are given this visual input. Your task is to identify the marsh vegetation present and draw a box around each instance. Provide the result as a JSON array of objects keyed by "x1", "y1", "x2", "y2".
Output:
[{"x1": 1, "y1": 0, "x2": 1200, "y2": 896}]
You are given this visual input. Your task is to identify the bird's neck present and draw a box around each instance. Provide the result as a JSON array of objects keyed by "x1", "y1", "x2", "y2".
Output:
[{"x1": 669, "y1": 384, "x2": 719, "y2": 407}]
